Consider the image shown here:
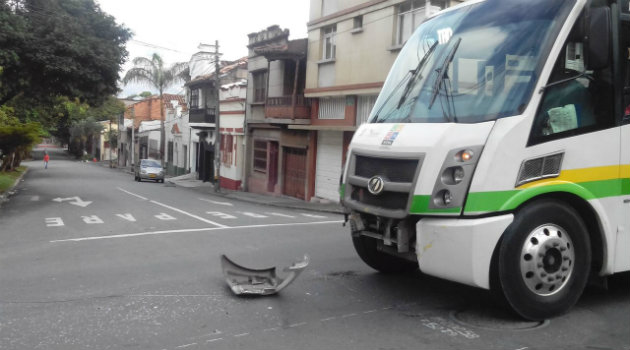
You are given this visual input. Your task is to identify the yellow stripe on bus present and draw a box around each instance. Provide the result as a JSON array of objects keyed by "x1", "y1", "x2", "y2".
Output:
[{"x1": 518, "y1": 165, "x2": 629, "y2": 189}]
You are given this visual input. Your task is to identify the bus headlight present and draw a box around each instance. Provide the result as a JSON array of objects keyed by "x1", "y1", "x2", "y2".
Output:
[
  {"x1": 430, "y1": 146, "x2": 484, "y2": 211},
  {"x1": 442, "y1": 166, "x2": 465, "y2": 185}
]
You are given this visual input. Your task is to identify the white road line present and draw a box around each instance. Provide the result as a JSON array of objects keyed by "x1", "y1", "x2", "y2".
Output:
[
  {"x1": 116, "y1": 187, "x2": 148, "y2": 200},
  {"x1": 363, "y1": 309, "x2": 378, "y2": 314},
  {"x1": 265, "y1": 212, "x2": 296, "y2": 218},
  {"x1": 301, "y1": 213, "x2": 328, "y2": 219},
  {"x1": 233, "y1": 333, "x2": 249, "y2": 338},
  {"x1": 263, "y1": 327, "x2": 280, "y2": 332},
  {"x1": 239, "y1": 211, "x2": 268, "y2": 218},
  {"x1": 198, "y1": 198, "x2": 233, "y2": 206},
  {"x1": 320, "y1": 317, "x2": 337, "y2": 322},
  {"x1": 288, "y1": 322, "x2": 307, "y2": 328},
  {"x1": 175, "y1": 343, "x2": 196, "y2": 349},
  {"x1": 342, "y1": 313, "x2": 358, "y2": 318},
  {"x1": 206, "y1": 338, "x2": 223, "y2": 343},
  {"x1": 50, "y1": 220, "x2": 343, "y2": 242},
  {"x1": 150, "y1": 200, "x2": 228, "y2": 228}
]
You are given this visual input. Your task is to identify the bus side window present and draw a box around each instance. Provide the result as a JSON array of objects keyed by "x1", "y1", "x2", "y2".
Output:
[{"x1": 529, "y1": 7, "x2": 616, "y2": 145}]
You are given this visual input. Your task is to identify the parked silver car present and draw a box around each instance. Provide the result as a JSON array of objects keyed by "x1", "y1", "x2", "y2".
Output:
[{"x1": 134, "y1": 159, "x2": 164, "y2": 183}]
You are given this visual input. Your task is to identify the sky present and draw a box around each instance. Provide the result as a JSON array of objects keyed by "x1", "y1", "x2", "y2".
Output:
[{"x1": 95, "y1": 0, "x2": 311, "y2": 97}]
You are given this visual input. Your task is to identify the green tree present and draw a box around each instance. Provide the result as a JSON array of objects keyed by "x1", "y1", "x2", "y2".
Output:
[
  {"x1": 69, "y1": 116, "x2": 102, "y2": 159},
  {"x1": 122, "y1": 53, "x2": 189, "y2": 166},
  {"x1": 0, "y1": 0, "x2": 132, "y2": 106},
  {"x1": 0, "y1": 105, "x2": 43, "y2": 171}
]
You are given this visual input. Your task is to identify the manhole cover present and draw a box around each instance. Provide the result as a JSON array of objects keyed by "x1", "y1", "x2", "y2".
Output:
[{"x1": 451, "y1": 308, "x2": 549, "y2": 331}]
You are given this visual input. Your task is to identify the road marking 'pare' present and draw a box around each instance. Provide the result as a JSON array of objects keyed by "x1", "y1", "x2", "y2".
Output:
[{"x1": 46, "y1": 218, "x2": 64, "y2": 227}]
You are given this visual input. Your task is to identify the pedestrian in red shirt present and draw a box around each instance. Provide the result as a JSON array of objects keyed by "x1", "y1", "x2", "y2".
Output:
[{"x1": 43, "y1": 152, "x2": 49, "y2": 169}]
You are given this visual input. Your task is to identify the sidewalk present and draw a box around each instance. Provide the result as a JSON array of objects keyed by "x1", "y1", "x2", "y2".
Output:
[
  {"x1": 167, "y1": 173, "x2": 346, "y2": 214},
  {"x1": 108, "y1": 163, "x2": 345, "y2": 214}
]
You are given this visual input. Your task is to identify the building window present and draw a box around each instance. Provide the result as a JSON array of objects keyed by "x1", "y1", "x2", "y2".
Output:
[
  {"x1": 190, "y1": 88, "x2": 200, "y2": 108},
  {"x1": 322, "y1": 25, "x2": 337, "y2": 60},
  {"x1": 253, "y1": 71, "x2": 267, "y2": 103},
  {"x1": 253, "y1": 140, "x2": 268, "y2": 173},
  {"x1": 397, "y1": 0, "x2": 439, "y2": 45},
  {"x1": 353, "y1": 16, "x2": 363, "y2": 30},
  {"x1": 318, "y1": 96, "x2": 346, "y2": 120}
]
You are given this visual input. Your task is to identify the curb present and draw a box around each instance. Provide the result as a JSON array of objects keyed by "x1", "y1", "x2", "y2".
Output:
[
  {"x1": 169, "y1": 181, "x2": 346, "y2": 215},
  {"x1": 0, "y1": 167, "x2": 29, "y2": 206}
]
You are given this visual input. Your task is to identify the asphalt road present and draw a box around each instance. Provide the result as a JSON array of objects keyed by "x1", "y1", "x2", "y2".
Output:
[{"x1": 1, "y1": 149, "x2": 629, "y2": 350}]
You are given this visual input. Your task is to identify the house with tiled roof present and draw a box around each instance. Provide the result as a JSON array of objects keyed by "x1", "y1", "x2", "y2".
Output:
[{"x1": 117, "y1": 94, "x2": 188, "y2": 170}]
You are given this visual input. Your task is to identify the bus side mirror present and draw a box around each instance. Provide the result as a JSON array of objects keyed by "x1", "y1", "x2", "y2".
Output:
[{"x1": 585, "y1": 7, "x2": 611, "y2": 70}]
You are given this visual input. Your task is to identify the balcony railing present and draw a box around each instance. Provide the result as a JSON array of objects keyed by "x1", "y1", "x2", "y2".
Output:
[
  {"x1": 265, "y1": 95, "x2": 311, "y2": 119},
  {"x1": 189, "y1": 107, "x2": 216, "y2": 124}
]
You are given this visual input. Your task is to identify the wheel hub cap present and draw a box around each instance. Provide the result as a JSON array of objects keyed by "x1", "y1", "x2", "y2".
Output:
[{"x1": 520, "y1": 224, "x2": 574, "y2": 296}]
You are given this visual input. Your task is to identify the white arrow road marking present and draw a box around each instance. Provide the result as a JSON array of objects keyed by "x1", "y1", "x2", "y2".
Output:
[
  {"x1": 198, "y1": 198, "x2": 233, "y2": 206},
  {"x1": 45, "y1": 217, "x2": 64, "y2": 227},
  {"x1": 52, "y1": 196, "x2": 92, "y2": 207},
  {"x1": 206, "y1": 211, "x2": 237, "y2": 219},
  {"x1": 239, "y1": 212, "x2": 268, "y2": 218},
  {"x1": 265, "y1": 212, "x2": 296, "y2": 218},
  {"x1": 50, "y1": 220, "x2": 344, "y2": 242}
]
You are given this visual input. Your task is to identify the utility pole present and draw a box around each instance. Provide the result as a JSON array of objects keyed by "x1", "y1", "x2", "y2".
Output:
[
  {"x1": 109, "y1": 119, "x2": 113, "y2": 168},
  {"x1": 131, "y1": 107, "x2": 136, "y2": 170},
  {"x1": 214, "y1": 40, "x2": 222, "y2": 193}
]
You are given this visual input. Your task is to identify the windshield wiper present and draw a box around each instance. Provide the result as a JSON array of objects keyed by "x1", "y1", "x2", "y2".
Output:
[
  {"x1": 428, "y1": 37, "x2": 462, "y2": 119},
  {"x1": 372, "y1": 41, "x2": 439, "y2": 123},
  {"x1": 396, "y1": 41, "x2": 439, "y2": 109}
]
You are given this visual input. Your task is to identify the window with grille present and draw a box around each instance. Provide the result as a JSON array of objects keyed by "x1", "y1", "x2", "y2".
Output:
[
  {"x1": 318, "y1": 96, "x2": 345, "y2": 119},
  {"x1": 190, "y1": 88, "x2": 200, "y2": 108},
  {"x1": 253, "y1": 140, "x2": 268, "y2": 173}
]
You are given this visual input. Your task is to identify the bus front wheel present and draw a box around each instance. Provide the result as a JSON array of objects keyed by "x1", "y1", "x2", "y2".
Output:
[{"x1": 498, "y1": 199, "x2": 591, "y2": 321}]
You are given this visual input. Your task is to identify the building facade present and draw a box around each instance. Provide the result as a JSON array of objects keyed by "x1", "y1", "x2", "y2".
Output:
[
  {"x1": 304, "y1": 0, "x2": 463, "y2": 201},
  {"x1": 185, "y1": 44, "x2": 248, "y2": 186},
  {"x1": 244, "y1": 26, "x2": 314, "y2": 200}
]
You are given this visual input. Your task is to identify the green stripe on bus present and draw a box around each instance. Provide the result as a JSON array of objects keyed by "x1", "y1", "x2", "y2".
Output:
[
  {"x1": 464, "y1": 178, "x2": 630, "y2": 214},
  {"x1": 409, "y1": 195, "x2": 461, "y2": 214}
]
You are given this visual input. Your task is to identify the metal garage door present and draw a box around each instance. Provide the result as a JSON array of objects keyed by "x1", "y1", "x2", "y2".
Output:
[{"x1": 315, "y1": 131, "x2": 343, "y2": 202}]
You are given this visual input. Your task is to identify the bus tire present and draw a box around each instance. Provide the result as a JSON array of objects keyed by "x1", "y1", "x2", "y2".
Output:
[
  {"x1": 352, "y1": 235, "x2": 417, "y2": 273},
  {"x1": 498, "y1": 199, "x2": 591, "y2": 321}
]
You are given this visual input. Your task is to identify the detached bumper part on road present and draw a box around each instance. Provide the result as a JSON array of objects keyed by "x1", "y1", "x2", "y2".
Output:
[
  {"x1": 221, "y1": 254, "x2": 309, "y2": 296},
  {"x1": 416, "y1": 214, "x2": 514, "y2": 290}
]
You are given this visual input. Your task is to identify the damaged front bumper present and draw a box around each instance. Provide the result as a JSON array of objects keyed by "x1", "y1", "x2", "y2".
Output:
[{"x1": 221, "y1": 255, "x2": 310, "y2": 296}]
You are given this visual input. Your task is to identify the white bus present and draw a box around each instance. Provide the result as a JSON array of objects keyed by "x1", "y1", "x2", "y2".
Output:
[{"x1": 341, "y1": 0, "x2": 630, "y2": 320}]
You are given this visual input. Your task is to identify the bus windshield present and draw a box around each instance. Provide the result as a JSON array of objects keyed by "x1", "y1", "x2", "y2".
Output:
[{"x1": 370, "y1": 0, "x2": 576, "y2": 124}]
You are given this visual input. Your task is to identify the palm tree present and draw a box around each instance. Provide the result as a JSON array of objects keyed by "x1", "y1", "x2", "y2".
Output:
[{"x1": 122, "y1": 53, "x2": 189, "y2": 167}]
